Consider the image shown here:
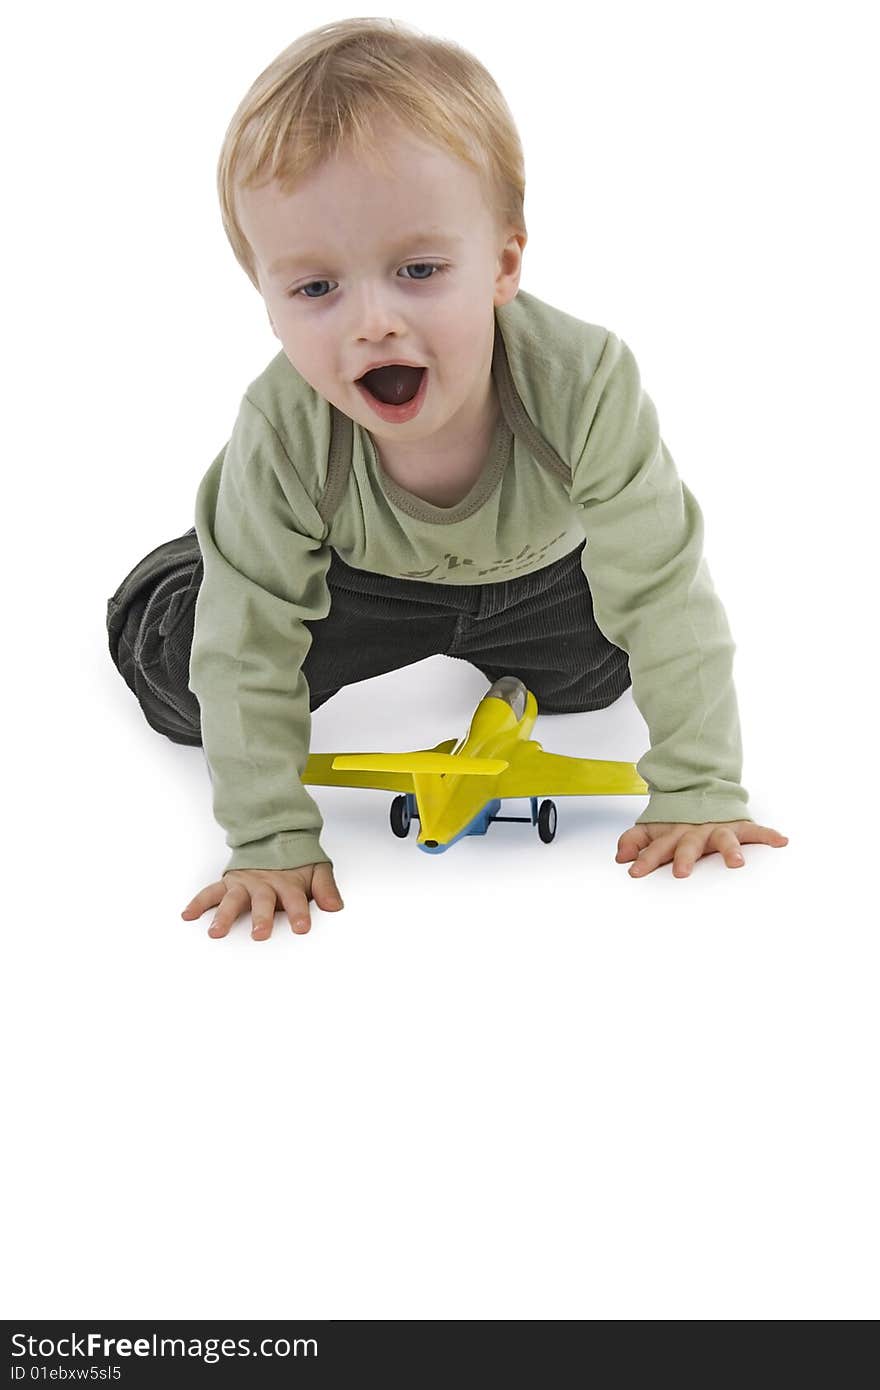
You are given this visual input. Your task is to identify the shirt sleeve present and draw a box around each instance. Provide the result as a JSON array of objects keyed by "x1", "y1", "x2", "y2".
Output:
[
  {"x1": 569, "y1": 331, "x2": 753, "y2": 825},
  {"x1": 188, "y1": 393, "x2": 335, "y2": 872}
]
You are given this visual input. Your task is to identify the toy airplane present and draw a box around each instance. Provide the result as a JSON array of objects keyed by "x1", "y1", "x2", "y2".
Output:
[{"x1": 302, "y1": 675, "x2": 649, "y2": 854}]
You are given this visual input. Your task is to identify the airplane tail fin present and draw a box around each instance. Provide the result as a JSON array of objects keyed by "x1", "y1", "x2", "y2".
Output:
[{"x1": 332, "y1": 752, "x2": 508, "y2": 777}]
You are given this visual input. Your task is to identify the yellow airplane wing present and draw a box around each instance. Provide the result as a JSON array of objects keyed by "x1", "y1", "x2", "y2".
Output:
[
  {"x1": 493, "y1": 742, "x2": 649, "y2": 799},
  {"x1": 303, "y1": 738, "x2": 460, "y2": 793}
]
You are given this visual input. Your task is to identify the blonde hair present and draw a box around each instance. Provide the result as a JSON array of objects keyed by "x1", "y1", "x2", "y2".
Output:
[{"x1": 216, "y1": 16, "x2": 528, "y2": 291}]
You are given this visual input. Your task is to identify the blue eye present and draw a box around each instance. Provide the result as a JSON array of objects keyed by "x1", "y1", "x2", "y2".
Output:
[
  {"x1": 289, "y1": 262, "x2": 448, "y2": 300},
  {"x1": 295, "y1": 281, "x2": 332, "y2": 300},
  {"x1": 403, "y1": 262, "x2": 438, "y2": 281}
]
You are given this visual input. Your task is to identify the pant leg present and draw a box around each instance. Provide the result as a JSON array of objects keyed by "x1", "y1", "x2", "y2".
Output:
[
  {"x1": 106, "y1": 527, "x2": 204, "y2": 745},
  {"x1": 302, "y1": 549, "x2": 467, "y2": 707},
  {"x1": 451, "y1": 541, "x2": 632, "y2": 713},
  {"x1": 106, "y1": 530, "x2": 471, "y2": 745}
]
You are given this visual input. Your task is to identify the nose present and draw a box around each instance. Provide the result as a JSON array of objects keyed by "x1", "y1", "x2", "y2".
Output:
[{"x1": 351, "y1": 280, "x2": 409, "y2": 343}]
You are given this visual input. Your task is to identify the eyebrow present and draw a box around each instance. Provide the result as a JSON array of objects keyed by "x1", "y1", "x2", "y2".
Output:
[{"x1": 267, "y1": 231, "x2": 464, "y2": 278}]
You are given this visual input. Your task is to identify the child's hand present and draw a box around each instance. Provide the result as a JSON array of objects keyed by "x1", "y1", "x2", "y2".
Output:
[
  {"x1": 616, "y1": 820, "x2": 789, "y2": 878},
  {"x1": 181, "y1": 863, "x2": 344, "y2": 940}
]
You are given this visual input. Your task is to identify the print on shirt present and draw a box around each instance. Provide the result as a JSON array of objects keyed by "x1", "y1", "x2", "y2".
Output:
[{"x1": 399, "y1": 531, "x2": 570, "y2": 581}]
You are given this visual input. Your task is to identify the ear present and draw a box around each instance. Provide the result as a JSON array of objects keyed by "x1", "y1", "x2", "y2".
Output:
[{"x1": 494, "y1": 231, "x2": 527, "y2": 308}]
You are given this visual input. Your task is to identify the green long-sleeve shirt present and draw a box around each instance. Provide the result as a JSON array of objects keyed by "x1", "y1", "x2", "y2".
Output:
[{"x1": 189, "y1": 288, "x2": 751, "y2": 872}]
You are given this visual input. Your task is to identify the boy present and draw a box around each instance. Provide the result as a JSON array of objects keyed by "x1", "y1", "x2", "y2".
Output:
[{"x1": 106, "y1": 19, "x2": 787, "y2": 941}]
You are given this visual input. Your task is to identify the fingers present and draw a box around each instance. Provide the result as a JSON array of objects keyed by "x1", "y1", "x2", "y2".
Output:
[
  {"x1": 277, "y1": 865, "x2": 344, "y2": 933},
  {"x1": 278, "y1": 886, "x2": 313, "y2": 935},
  {"x1": 184, "y1": 864, "x2": 346, "y2": 940},
  {"x1": 181, "y1": 880, "x2": 226, "y2": 919},
  {"x1": 628, "y1": 827, "x2": 722, "y2": 878},
  {"x1": 624, "y1": 820, "x2": 789, "y2": 878},
  {"x1": 252, "y1": 885, "x2": 288, "y2": 941},
  {"x1": 206, "y1": 881, "x2": 249, "y2": 938},
  {"x1": 628, "y1": 829, "x2": 679, "y2": 877},
  {"x1": 311, "y1": 862, "x2": 345, "y2": 912},
  {"x1": 616, "y1": 827, "x2": 650, "y2": 863},
  {"x1": 736, "y1": 823, "x2": 790, "y2": 847},
  {"x1": 669, "y1": 827, "x2": 743, "y2": 878}
]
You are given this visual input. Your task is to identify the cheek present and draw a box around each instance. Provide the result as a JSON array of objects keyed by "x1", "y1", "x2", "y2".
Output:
[
  {"x1": 422, "y1": 304, "x2": 479, "y2": 357},
  {"x1": 436, "y1": 319, "x2": 491, "y2": 377},
  {"x1": 277, "y1": 323, "x2": 330, "y2": 374}
]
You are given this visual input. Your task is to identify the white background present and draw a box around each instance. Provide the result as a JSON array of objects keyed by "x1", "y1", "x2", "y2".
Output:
[{"x1": 3, "y1": 0, "x2": 877, "y2": 1320}]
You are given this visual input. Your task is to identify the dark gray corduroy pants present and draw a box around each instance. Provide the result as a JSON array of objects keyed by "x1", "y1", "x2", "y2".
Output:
[{"x1": 106, "y1": 527, "x2": 632, "y2": 745}]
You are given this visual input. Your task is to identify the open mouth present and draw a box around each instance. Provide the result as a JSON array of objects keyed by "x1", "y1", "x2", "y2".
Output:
[
  {"x1": 356, "y1": 363, "x2": 426, "y2": 406},
  {"x1": 355, "y1": 363, "x2": 429, "y2": 422}
]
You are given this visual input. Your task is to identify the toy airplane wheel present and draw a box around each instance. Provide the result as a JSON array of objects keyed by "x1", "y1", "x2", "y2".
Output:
[
  {"x1": 537, "y1": 799, "x2": 557, "y2": 843},
  {"x1": 390, "y1": 795, "x2": 411, "y2": 837}
]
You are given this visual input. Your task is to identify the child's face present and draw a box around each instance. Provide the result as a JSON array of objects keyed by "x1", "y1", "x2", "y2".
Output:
[{"x1": 236, "y1": 120, "x2": 525, "y2": 449}]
